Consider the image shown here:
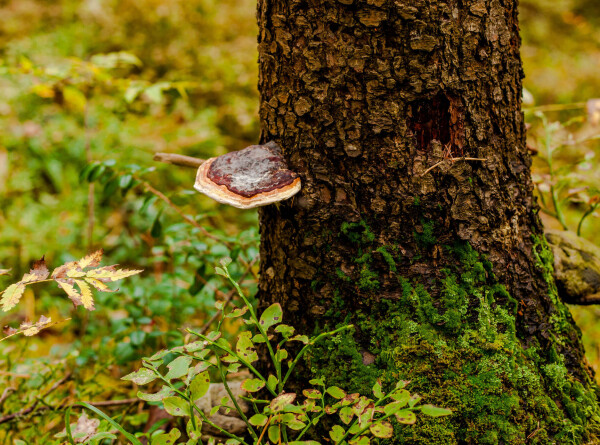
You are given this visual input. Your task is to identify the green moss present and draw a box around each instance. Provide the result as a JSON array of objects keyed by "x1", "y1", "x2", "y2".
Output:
[
  {"x1": 308, "y1": 241, "x2": 600, "y2": 444},
  {"x1": 358, "y1": 264, "x2": 380, "y2": 291},
  {"x1": 414, "y1": 220, "x2": 437, "y2": 248},
  {"x1": 334, "y1": 221, "x2": 401, "y2": 294},
  {"x1": 341, "y1": 220, "x2": 375, "y2": 244},
  {"x1": 376, "y1": 246, "x2": 398, "y2": 273}
]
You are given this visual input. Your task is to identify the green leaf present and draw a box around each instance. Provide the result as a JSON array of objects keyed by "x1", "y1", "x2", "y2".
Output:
[
  {"x1": 395, "y1": 380, "x2": 409, "y2": 390},
  {"x1": 248, "y1": 413, "x2": 269, "y2": 427},
  {"x1": 189, "y1": 371, "x2": 210, "y2": 402},
  {"x1": 369, "y1": 420, "x2": 393, "y2": 438},
  {"x1": 420, "y1": 404, "x2": 452, "y2": 417},
  {"x1": 339, "y1": 406, "x2": 354, "y2": 424},
  {"x1": 227, "y1": 362, "x2": 242, "y2": 373},
  {"x1": 290, "y1": 334, "x2": 309, "y2": 344},
  {"x1": 303, "y1": 389, "x2": 322, "y2": 399},
  {"x1": 409, "y1": 394, "x2": 422, "y2": 408},
  {"x1": 329, "y1": 424, "x2": 345, "y2": 443},
  {"x1": 138, "y1": 386, "x2": 174, "y2": 402},
  {"x1": 285, "y1": 418, "x2": 306, "y2": 430},
  {"x1": 148, "y1": 349, "x2": 169, "y2": 362},
  {"x1": 348, "y1": 422, "x2": 362, "y2": 434},
  {"x1": 151, "y1": 214, "x2": 162, "y2": 238},
  {"x1": 221, "y1": 354, "x2": 239, "y2": 364},
  {"x1": 383, "y1": 401, "x2": 406, "y2": 416},
  {"x1": 274, "y1": 324, "x2": 295, "y2": 337},
  {"x1": 89, "y1": 432, "x2": 118, "y2": 441},
  {"x1": 259, "y1": 303, "x2": 283, "y2": 330},
  {"x1": 240, "y1": 378, "x2": 265, "y2": 393},
  {"x1": 390, "y1": 389, "x2": 410, "y2": 405},
  {"x1": 267, "y1": 374, "x2": 278, "y2": 393},
  {"x1": 210, "y1": 405, "x2": 220, "y2": 416},
  {"x1": 268, "y1": 425, "x2": 280, "y2": 444},
  {"x1": 252, "y1": 333, "x2": 267, "y2": 343},
  {"x1": 151, "y1": 428, "x2": 181, "y2": 445},
  {"x1": 287, "y1": 442, "x2": 322, "y2": 445},
  {"x1": 186, "y1": 417, "x2": 203, "y2": 440},
  {"x1": 236, "y1": 331, "x2": 258, "y2": 362},
  {"x1": 276, "y1": 348, "x2": 288, "y2": 361},
  {"x1": 349, "y1": 436, "x2": 370, "y2": 445},
  {"x1": 165, "y1": 356, "x2": 193, "y2": 380},
  {"x1": 220, "y1": 257, "x2": 232, "y2": 267},
  {"x1": 124, "y1": 83, "x2": 145, "y2": 104},
  {"x1": 394, "y1": 410, "x2": 416, "y2": 424},
  {"x1": 372, "y1": 380, "x2": 384, "y2": 399},
  {"x1": 283, "y1": 404, "x2": 305, "y2": 414},
  {"x1": 326, "y1": 386, "x2": 346, "y2": 399},
  {"x1": 144, "y1": 83, "x2": 167, "y2": 104},
  {"x1": 309, "y1": 378, "x2": 325, "y2": 386},
  {"x1": 270, "y1": 393, "x2": 296, "y2": 412},
  {"x1": 225, "y1": 306, "x2": 248, "y2": 319},
  {"x1": 122, "y1": 368, "x2": 157, "y2": 385},
  {"x1": 215, "y1": 267, "x2": 227, "y2": 277},
  {"x1": 163, "y1": 397, "x2": 191, "y2": 417}
]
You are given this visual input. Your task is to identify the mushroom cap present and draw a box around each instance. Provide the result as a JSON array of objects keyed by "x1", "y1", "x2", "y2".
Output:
[{"x1": 194, "y1": 142, "x2": 301, "y2": 209}]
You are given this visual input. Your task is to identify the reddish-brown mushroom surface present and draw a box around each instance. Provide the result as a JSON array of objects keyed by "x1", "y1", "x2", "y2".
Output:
[{"x1": 194, "y1": 141, "x2": 301, "y2": 209}]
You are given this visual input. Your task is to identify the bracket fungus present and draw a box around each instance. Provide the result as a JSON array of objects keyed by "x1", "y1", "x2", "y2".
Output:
[{"x1": 193, "y1": 141, "x2": 301, "y2": 209}]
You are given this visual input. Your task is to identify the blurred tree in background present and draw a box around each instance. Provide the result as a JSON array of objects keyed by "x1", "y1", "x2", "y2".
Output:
[{"x1": 0, "y1": 0, "x2": 599, "y2": 442}]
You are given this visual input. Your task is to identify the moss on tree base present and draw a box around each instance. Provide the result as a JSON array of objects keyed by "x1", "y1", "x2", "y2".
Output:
[{"x1": 307, "y1": 241, "x2": 600, "y2": 444}]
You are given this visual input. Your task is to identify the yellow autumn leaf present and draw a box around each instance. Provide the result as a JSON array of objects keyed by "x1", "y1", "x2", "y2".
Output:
[
  {"x1": 20, "y1": 273, "x2": 40, "y2": 283},
  {"x1": 51, "y1": 261, "x2": 77, "y2": 279},
  {"x1": 1, "y1": 283, "x2": 26, "y2": 311},
  {"x1": 86, "y1": 267, "x2": 142, "y2": 282},
  {"x1": 77, "y1": 249, "x2": 104, "y2": 269},
  {"x1": 57, "y1": 280, "x2": 82, "y2": 307},
  {"x1": 21, "y1": 257, "x2": 50, "y2": 283},
  {"x1": 67, "y1": 269, "x2": 86, "y2": 278},
  {"x1": 22, "y1": 326, "x2": 40, "y2": 336},
  {"x1": 75, "y1": 279, "x2": 95, "y2": 311},
  {"x1": 84, "y1": 277, "x2": 115, "y2": 293}
]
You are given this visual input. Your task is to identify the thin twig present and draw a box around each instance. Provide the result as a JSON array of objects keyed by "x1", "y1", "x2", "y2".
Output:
[
  {"x1": 0, "y1": 388, "x2": 15, "y2": 407},
  {"x1": 420, "y1": 157, "x2": 487, "y2": 177},
  {"x1": 0, "y1": 372, "x2": 72, "y2": 424},
  {"x1": 85, "y1": 398, "x2": 139, "y2": 407},
  {"x1": 153, "y1": 152, "x2": 204, "y2": 169},
  {"x1": 141, "y1": 180, "x2": 259, "y2": 281},
  {"x1": 524, "y1": 103, "x2": 586, "y2": 113}
]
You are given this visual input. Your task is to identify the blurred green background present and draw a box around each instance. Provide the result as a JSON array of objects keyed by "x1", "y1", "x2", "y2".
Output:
[{"x1": 0, "y1": 0, "x2": 599, "y2": 442}]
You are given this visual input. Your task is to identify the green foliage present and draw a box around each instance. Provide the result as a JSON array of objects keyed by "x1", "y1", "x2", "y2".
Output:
[{"x1": 114, "y1": 264, "x2": 450, "y2": 444}]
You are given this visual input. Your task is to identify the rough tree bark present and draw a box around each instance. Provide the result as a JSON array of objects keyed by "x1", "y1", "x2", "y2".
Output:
[{"x1": 256, "y1": 1, "x2": 600, "y2": 443}]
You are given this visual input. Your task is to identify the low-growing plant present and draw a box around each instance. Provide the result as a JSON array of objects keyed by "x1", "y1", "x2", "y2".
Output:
[{"x1": 111, "y1": 259, "x2": 451, "y2": 445}]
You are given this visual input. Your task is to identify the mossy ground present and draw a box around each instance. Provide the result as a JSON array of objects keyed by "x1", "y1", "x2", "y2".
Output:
[{"x1": 308, "y1": 227, "x2": 600, "y2": 444}]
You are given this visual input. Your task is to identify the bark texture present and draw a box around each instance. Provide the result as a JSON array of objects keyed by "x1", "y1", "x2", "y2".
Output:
[{"x1": 256, "y1": 0, "x2": 600, "y2": 443}]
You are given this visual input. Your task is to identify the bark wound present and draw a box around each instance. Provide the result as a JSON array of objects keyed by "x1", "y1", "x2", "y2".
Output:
[{"x1": 408, "y1": 92, "x2": 465, "y2": 156}]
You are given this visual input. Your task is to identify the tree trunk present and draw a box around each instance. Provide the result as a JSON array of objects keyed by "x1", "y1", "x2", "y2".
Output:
[{"x1": 256, "y1": 1, "x2": 600, "y2": 443}]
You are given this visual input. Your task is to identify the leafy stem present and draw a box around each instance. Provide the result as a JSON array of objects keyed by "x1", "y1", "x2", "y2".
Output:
[
  {"x1": 216, "y1": 355, "x2": 259, "y2": 441},
  {"x1": 221, "y1": 265, "x2": 281, "y2": 390},
  {"x1": 282, "y1": 325, "x2": 354, "y2": 388}
]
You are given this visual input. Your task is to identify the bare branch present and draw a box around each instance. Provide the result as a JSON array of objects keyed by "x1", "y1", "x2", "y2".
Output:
[{"x1": 153, "y1": 152, "x2": 204, "y2": 169}]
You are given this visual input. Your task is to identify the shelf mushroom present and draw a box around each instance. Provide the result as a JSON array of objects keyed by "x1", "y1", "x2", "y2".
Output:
[{"x1": 193, "y1": 141, "x2": 301, "y2": 209}]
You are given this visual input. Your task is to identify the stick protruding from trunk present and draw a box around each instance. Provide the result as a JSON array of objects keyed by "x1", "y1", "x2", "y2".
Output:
[{"x1": 153, "y1": 152, "x2": 204, "y2": 169}]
